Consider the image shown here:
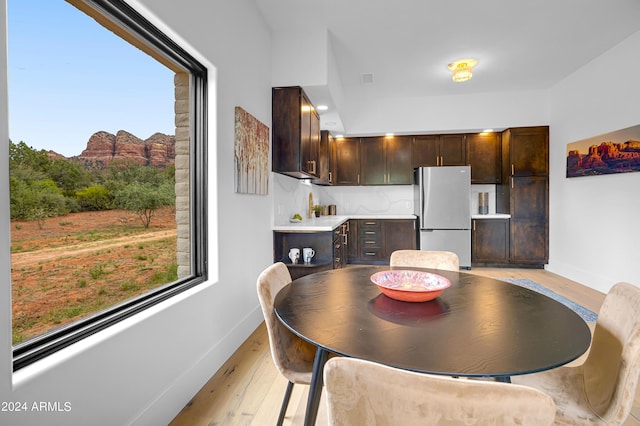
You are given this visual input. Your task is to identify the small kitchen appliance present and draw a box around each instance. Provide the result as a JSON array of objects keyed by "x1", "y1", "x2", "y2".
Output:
[{"x1": 478, "y1": 192, "x2": 489, "y2": 215}]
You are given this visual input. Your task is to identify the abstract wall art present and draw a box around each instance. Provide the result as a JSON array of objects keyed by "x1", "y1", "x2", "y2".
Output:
[
  {"x1": 566, "y1": 124, "x2": 640, "y2": 178},
  {"x1": 234, "y1": 106, "x2": 269, "y2": 194}
]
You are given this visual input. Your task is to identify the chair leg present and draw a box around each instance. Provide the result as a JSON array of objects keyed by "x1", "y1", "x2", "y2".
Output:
[{"x1": 277, "y1": 381, "x2": 294, "y2": 426}]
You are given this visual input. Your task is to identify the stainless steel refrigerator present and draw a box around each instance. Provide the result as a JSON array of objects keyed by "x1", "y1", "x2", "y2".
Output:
[{"x1": 414, "y1": 166, "x2": 471, "y2": 269}]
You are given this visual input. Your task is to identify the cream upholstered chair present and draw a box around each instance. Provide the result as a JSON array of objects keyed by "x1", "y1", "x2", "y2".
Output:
[
  {"x1": 256, "y1": 262, "x2": 316, "y2": 425},
  {"x1": 389, "y1": 249, "x2": 459, "y2": 271},
  {"x1": 324, "y1": 357, "x2": 556, "y2": 425},
  {"x1": 512, "y1": 282, "x2": 640, "y2": 425}
]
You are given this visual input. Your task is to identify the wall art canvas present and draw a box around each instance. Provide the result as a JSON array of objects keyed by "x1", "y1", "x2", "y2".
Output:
[
  {"x1": 234, "y1": 106, "x2": 269, "y2": 194},
  {"x1": 566, "y1": 124, "x2": 640, "y2": 178}
]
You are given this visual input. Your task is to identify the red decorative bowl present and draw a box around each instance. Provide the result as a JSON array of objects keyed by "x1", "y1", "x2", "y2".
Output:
[{"x1": 370, "y1": 270, "x2": 451, "y2": 302}]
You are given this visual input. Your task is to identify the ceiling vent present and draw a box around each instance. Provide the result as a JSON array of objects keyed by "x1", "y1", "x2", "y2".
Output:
[{"x1": 360, "y1": 73, "x2": 374, "y2": 84}]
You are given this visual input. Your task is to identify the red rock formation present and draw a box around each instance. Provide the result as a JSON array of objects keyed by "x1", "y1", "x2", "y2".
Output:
[
  {"x1": 114, "y1": 130, "x2": 146, "y2": 165},
  {"x1": 78, "y1": 130, "x2": 175, "y2": 168},
  {"x1": 145, "y1": 132, "x2": 176, "y2": 167},
  {"x1": 80, "y1": 131, "x2": 116, "y2": 166}
]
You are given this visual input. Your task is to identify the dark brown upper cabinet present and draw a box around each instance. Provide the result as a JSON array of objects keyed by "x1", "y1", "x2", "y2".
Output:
[
  {"x1": 314, "y1": 130, "x2": 333, "y2": 185},
  {"x1": 466, "y1": 132, "x2": 502, "y2": 184},
  {"x1": 272, "y1": 86, "x2": 321, "y2": 179},
  {"x1": 385, "y1": 136, "x2": 413, "y2": 184},
  {"x1": 412, "y1": 134, "x2": 466, "y2": 168},
  {"x1": 360, "y1": 136, "x2": 413, "y2": 185},
  {"x1": 334, "y1": 137, "x2": 361, "y2": 185},
  {"x1": 501, "y1": 126, "x2": 549, "y2": 177}
]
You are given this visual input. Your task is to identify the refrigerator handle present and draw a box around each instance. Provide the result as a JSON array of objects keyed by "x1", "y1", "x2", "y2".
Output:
[{"x1": 419, "y1": 170, "x2": 425, "y2": 229}]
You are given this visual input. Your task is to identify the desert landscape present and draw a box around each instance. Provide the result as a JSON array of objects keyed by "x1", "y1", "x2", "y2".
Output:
[{"x1": 11, "y1": 207, "x2": 177, "y2": 344}]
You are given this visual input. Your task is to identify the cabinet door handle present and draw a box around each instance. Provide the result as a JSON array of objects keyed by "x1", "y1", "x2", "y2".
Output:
[
  {"x1": 308, "y1": 160, "x2": 316, "y2": 174},
  {"x1": 365, "y1": 231, "x2": 376, "y2": 235},
  {"x1": 473, "y1": 220, "x2": 476, "y2": 231},
  {"x1": 328, "y1": 171, "x2": 332, "y2": 183},
  {"x1": 342, "y1": 234, "x2": 348, "y2": 245},
  {"x1": 511, "y1": 176, "x2": 514, "y2": 189},
  {"x1": 511, "y1": 164, "x2": 515, "y2": 175}
]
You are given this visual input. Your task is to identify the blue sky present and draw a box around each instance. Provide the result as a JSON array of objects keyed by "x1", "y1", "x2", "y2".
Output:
[{"x1": 7, "y1": 0, "x2": 175, "y2": 157}]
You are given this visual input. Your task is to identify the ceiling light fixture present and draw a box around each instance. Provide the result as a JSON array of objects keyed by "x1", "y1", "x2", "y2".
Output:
[
  {"x1": 447, "y1": 58, "x2": 478, "y2": 82},
  {"x1": 316, "y1": 105, "x2": 329, "y2": 111}
]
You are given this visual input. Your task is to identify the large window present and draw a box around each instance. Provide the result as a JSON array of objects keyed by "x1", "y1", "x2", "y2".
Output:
[{"x1": 8, "y1": 0, "x2": 207, "y2": 370}]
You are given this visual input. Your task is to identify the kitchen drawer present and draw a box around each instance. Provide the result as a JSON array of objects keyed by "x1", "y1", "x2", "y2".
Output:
[
  {"x1": 359, "y1": 247, "x2": 385, "y2": 261},
  {"x1": 360, "y1": 234, "x2": 382, "y2": 249},
  {"x1": 348, "y1": 218, "x2": 416, "y2": 265},
  {"x1": 359, "y1": 218, "x2": 383, "y2": 261},
  {"x1": 359, "y1": 220, "x2": 382, "y2": 246},
  {"x1": 359, "y1": 220, "x2": 382, "y2": 231}
]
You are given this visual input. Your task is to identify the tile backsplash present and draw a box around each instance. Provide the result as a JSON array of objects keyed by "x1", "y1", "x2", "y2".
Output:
[
  {"x1": 470, "y1": 184, "x2": 497, "y2": 215},
  {"x1": 272, "y1": 173, "x2": 497, "y2": 225},
  {"x1": 272, "y1": 173, "x2": 413, "y2": 224}
]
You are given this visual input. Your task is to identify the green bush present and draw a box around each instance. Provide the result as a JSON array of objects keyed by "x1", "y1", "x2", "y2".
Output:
[{"x1": 76, "y1": 185, "x2": 112, "y2": 211}]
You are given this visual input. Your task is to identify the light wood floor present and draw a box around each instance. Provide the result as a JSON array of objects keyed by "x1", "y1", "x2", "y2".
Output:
[{"x1": 170, "y1": 267, "x2": 640, "y2": 425}]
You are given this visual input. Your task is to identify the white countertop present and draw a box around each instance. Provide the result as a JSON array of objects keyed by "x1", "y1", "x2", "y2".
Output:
[
  {"x1": 273, "y1": 213, "x2": 508, "y2": 231},
  {"x1": 273, "y1": 214, "x2": 417, "y2": 231},
  {"x1": 471, "y1": 214, "x2": 511, "y2": 219}
]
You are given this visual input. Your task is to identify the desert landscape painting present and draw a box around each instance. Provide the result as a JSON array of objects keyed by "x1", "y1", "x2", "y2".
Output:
[{"x1": 566, "y1": 124, "x2": 640, "y2": 178}]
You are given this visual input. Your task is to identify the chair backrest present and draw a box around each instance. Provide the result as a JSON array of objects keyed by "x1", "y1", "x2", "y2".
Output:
[
  {"x1": 256, "y1": 262, "x2": 315, "y2": 383},
  {"x1": 582, "y1": 282, "x2": 640, "y2": 423},
  {"x1": 389, "y1": 249, "x2": 459, "y2": 271},
  {"x1": 324, "y1": 357, "x2": 556, "y2": 426}
]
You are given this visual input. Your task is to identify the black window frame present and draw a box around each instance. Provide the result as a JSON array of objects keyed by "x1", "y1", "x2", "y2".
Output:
[{"x1": 11, "y1": 0, "x2": 208, "y2": 371}]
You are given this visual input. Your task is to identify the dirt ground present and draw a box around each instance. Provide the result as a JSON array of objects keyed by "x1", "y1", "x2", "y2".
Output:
[{"x1": 11, "y1": 207, "x2": 178, "y2": 344}]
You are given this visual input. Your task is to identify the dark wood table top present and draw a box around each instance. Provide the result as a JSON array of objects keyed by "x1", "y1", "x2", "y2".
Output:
[{"x1": 274, "y1": 265, "x2": 591, "y2": 378}]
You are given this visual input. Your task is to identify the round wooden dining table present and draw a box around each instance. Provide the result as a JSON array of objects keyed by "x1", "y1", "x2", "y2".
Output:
[{"x1": 274, "y1": 265, "x2": 592, "y2": 426}]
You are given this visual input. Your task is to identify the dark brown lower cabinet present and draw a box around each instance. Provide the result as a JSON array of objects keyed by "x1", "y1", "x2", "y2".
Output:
[
  {"x1": 384, "y1": 219, "x2": 417, "y2": 257},
  {"x1": 357, "y1": 219, "x2": 385, "y2": 263},
  {"x1": 472, "y1": 219, "x2": 509, "y2": 265},
  {"x1": 510, "y1": 220, "x2": 547, "y2": 265},
  {"x1": 349, "y1": 219, "x2": 416, "y2": 265},
  {"x1": 273, "y1": 230, "x2": 336, "y2": 280}
]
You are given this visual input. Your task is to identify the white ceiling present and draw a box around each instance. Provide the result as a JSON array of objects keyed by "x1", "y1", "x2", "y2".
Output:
[{"x1": 255, "y1": 0, "x2": 640, "y2": 131}]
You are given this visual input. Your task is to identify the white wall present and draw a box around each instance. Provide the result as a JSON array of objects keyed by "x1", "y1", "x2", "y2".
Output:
[
  {"x1": 0, "y1": 1, "x2": 274, "y2": 425},
  {"x1": 341, "y1": 89, "x2": 550, "y2": 135},
  {"x1": 271, "y1": 29, "x2": 328, "y2": 87},
  {"x1": 546, "y1": 31, "x2": 640, "y2": 293}
]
